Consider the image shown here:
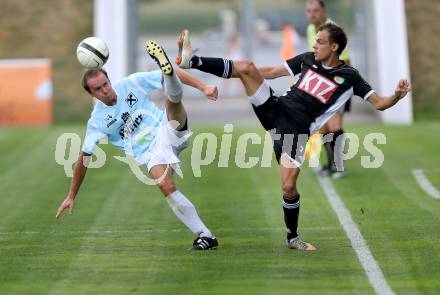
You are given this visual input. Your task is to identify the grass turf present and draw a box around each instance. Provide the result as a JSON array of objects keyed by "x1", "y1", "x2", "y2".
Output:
[{"x1": 0, "y1": 123, "x2": 439, "y2": 294}]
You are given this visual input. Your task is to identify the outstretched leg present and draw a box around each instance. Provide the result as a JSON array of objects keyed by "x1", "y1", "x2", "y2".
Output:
[
  {"x1": 149, "y1": 164, "x2": 218, "y2": 250},
  {"x1": 176, "y1": 30, "x2": 264, "y2": 97},
  {"x1": 146, "y1": 40, "x2": 187, "y2": 130},
  {"x1": 146, "y1": 41, "x2": 217, "y2": 250}
]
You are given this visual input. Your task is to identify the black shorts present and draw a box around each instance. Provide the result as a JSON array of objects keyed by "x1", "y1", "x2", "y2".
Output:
[{"x1": 250, "y1": 81, "x2": 310, "y2": 167}]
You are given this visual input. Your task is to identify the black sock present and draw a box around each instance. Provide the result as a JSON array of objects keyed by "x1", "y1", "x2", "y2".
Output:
[
  {"x1": 283, "y1": 194, "x2": 300, "y2": 241},
  {"x1": 190, "y1": 56, "x2": 233, "y2": 78}
]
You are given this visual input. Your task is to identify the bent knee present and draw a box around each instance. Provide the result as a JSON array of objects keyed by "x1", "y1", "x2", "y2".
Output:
[
  {"x1": 157, "y1": 178, "x2": 176, "y2": 196},
  {"x1": 235, "y1": 60, "x2": 257, "y2": 76},
  {"x1": 282, "y1": 182, "x2": 297, "y2": 197}
]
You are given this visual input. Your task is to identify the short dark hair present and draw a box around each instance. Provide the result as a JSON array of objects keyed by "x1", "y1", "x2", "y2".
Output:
[
  {"x1": 318, "y1": 23, "x2": 347, "y2": 55},
  {"x1": 81, "y1": 68, "x2": 109, "y2": 94},
  {"x1": 306, "y1": 0, "x2": 325, "y2": 9}
]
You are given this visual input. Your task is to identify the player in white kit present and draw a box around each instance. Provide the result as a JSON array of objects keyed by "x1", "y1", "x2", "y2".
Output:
[{"x1": 55, "y1": 41, "x2": 219, "y2": 250}]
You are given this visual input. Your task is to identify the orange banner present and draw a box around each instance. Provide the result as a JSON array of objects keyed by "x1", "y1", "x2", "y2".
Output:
[
  {"x1": 0, "y1": 59, "x2": 52, "y2": 125},
  {"x1": 280, "y1": 24, "x2": 296, "y2": 61}
]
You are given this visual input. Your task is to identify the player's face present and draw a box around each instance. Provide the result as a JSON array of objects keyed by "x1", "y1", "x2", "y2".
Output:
[
  {"x1": 313, "y1": 29, "x2": 337, "y2": 61},
  {"x1": 305, "y1": 1, "x2": 326, "y2": 25},
  {"x1": 87, "y1": 72, "x2": 117, "y2": 106}
]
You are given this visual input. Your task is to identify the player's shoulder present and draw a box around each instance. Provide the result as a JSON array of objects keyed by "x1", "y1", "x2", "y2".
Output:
[
  {"x1": 89, "y1": 101, "x2": 110, "y2": 122},
  {"x1": 114, "y1": 72, "x2": 142, "y2": 87},
  {"x1": 286, "y1": 52, "x2": 314, "y2": 70},
  {"x1": 116, "y1": 70, "x2": 163, "y2": 88},
  {"x1": 304, "y1": 51, "x2": 315, "y2": 59},
  {"x1": 332, "y1": 64, "x2": 366, "y2": 85},
  {"x1": 128, "y1": 70, "x2": 162, "y2": 81},
  {"x1": 335, "y1": 63, "x2": 360, "y2": 75},
  {"x1": 292, "y1": 51, "x2": 315, "y2": 62},
  {"x1": 112, "y1": 71, "x2": 144, "y2": 85},
  {"x1": 300, "y1": 52, "x2": 318, "y2": 65},
  {"x1": 85, "y1": 113, "x2": 102, "y2": 132}
]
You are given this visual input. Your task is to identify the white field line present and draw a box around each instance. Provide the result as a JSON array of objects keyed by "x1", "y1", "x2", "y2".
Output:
[
  {"x1": 318, "y1": 176, "x2": 395, "y2": 295},
  {"x1": 412, "y1": 169, "x2": 440, "y2": 199},
  {"x1": 0, "y1": 226, "x2": 339, "y2": 236}
]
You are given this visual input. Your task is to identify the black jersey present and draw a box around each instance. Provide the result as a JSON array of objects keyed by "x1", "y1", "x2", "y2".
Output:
[{"x1": 283, "y1": 52, "x2": 374, "y2": 133}]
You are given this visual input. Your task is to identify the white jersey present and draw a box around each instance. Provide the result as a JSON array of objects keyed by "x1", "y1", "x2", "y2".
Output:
[{"x1": 82, "y1": 70, "x2": 165, "y2": 163}]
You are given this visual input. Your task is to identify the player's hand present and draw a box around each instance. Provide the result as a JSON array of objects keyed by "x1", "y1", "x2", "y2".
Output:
[
  {"x1": 394, "y1": 79, "x2": 411, "y2": 100},
  {"x1": 56, "y1": 196, "x2": 75, "y2": 219},
  {"x1": 203, "y1": 84, "x2": 218, "y2": 101}
]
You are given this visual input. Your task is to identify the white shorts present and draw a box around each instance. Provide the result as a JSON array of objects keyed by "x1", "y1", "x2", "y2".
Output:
[{"x1": 145, "y1": 115, "x2": 191, "y2": 172}]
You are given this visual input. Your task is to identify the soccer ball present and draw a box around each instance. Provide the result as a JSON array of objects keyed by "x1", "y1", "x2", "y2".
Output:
[{"x1": 76, "y1": 37, "x2": 109, "y2": 69}]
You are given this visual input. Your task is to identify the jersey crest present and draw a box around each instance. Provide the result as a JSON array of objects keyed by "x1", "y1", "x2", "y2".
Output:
[{"x1": 125, "y1": 92, "x2": 138, "y2": 107}]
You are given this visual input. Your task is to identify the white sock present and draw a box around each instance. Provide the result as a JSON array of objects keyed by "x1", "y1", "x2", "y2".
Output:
[
  {"x1": 166, "y1": 191, "x2": 213, "y2": 237},
  {"x1": 164, "y1": 73, "x2": 183, "y2": 103}
]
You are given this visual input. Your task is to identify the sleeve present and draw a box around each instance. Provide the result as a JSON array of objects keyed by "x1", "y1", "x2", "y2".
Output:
[
  {"x1": 129, "y1": 70, "x2": 164, "y2": 92},
  {"x1": 82, "y1": 119, "x2": 107, "y2": 155},
  {"x1": 284, "y1": 53, "x2": 308, "y2": 77},
  {"x1": 353, "y1": 71, "x2": 375, "y2": 100}
]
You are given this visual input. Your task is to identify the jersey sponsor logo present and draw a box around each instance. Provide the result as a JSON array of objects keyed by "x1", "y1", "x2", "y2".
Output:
[
  {"x1": 119, "y1": 113, "x2": 144, "y2": 140},
  {"x1": 298, "y1": 69, "x2": 337, "y2": 103},
  {"x1": 125, "y1": 92, "x2": 138, "y2": 107},
  {"x1": 121, "y1": 112, "x2": 130, "y2": 123},
  {"x1": 106, "y1": 118, "x2": 117, "y2": 128}
]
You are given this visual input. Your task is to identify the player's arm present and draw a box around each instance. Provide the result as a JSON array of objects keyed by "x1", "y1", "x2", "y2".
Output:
[
  {"x1": 367, "y1": 79, "x2": 411, "y2": 111},
  {"x1": 175, "y1": 68, "x2": 218, "y2": 100},
  {"x1": 258, "y1": 64, "x2": 290, "y2": 80},
  {"x1": 55, "y1": 151, "x2": 90, "y2": 219}
]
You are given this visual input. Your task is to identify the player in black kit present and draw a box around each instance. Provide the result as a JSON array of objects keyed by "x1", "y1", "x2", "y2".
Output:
[{"x1": 176, "y1": 23, "x2": 411, "y2": 251}]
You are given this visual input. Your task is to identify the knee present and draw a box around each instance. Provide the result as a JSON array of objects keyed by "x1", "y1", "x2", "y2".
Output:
[
  {"x1": 235, "y1": 60, "x2": 256, "y2": 76},
  {"x1": 157, "y1": 177, "x2": 176, "y2": 196},
  {"x1": 167, "y1": 91, "x2": 182, "y2": 103},
  {"x1": 282, "y1": 181, "x2": 297, "y2": 197}
]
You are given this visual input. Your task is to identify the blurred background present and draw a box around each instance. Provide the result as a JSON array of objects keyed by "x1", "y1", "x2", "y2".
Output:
[
  {"x1": 0, "y1": 0, "x2": 438, "y2": 125},
  {"x1": 2, "y1": 3, "x2": 440, "y2": 294}
]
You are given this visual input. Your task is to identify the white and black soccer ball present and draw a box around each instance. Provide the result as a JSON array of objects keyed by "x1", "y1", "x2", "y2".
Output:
[{"x1": 76, "y1": 37, "x2": 109, "y2": 69}]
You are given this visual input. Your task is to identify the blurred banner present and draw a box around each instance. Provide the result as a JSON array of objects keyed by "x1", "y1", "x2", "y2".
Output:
[{"x1": 0, "y1": 59, "x2": 52, "y2": 125}]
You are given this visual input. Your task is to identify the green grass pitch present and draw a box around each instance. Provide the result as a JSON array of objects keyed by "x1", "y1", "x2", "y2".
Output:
[{"x1": 0, "y1": 123, "x2": 439, "y2": 294}]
